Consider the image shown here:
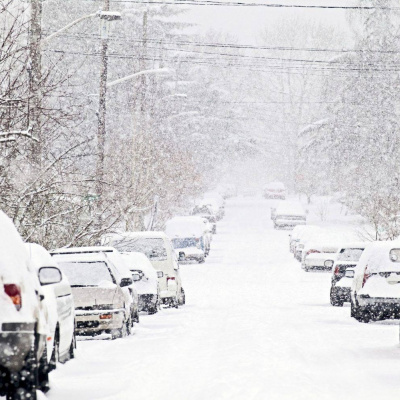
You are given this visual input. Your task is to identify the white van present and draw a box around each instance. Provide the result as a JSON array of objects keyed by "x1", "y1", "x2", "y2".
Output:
[{"x1": 104, "y1": 232, "x2": 185, "y2": 308}]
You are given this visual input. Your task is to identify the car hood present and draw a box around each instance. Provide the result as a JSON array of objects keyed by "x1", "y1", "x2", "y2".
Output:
[{"x1": 71, "y1": 286, "x2": 120, "y2": 309}]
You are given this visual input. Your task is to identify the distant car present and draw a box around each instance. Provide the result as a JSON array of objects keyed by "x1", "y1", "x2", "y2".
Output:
[
  {"x1": 104, "y1": 232, "x2": 185, "y2": 308},
  {"x1": 52, "y1": 251, "x2": 135, "y2": 339},
  {"x1": 328, "y1": 243, "x2": 366, "y2": 307},
  {"x1": 350, "y1": 242, "x2": 400, "y2": 323},
  {"x1": 264, "y1": 182, "x2": 286, "y2": 200},
  {"x1": 166, "y1": 216, "x2": 209, "y2": 261},
  {"x1": 26, "y1": 243, "x2": 76, "y2": 369},
  {"x1": 121, "y1": 252, "x2": 160, "y2": 314},
  {"x1": 274, "y1": 202, "x2": 306, "y2": 229},
  {"x1": 289, "y1": 225, "x2": 308, "y2": 253},
  {"x1": 0, "y1": 211, "x2": 51, "y2": 398},
  {"x1": 293, "y1": 226, "x2": 322, "y2": 261},
  {"x1": 302, "y1": 242, "x2": 339, "y2": 272}
]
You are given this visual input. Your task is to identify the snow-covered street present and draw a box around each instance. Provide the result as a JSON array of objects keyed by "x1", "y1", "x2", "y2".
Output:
[{"x1": 46, "y1": 197, "x2": 400, "y2": 400}]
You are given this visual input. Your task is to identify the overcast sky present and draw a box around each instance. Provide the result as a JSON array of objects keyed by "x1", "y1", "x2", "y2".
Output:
[{"x1": 182, "y1": 0, "x2": 358, "y2": 44}]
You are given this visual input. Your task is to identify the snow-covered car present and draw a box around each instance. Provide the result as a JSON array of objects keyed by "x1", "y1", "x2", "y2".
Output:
[
  {"x1": 52, "y1": 251, "x2": 135, "y2": 339},
  {"x1": 264, "y1": 181, "x2": 286, "y2": 200},
  {"x1": 302, "y1": 242, "x2": 339, "y2": 272},
  {"x1": 104, "y1": 232, "x2": 185, "y2": 308},
  {"x1": 350, "y1": 242, "x2": 400, "y2": 322},
  {"x1": 51, "y1": 246, "x2": 139, "y2": 326},
  {"x1": 198, "y1": 214, "x2": 217, "y2": 234},
  {"x1": 289, "y1": 225, "x2": 308, "y2": 253},
  {"x1": 26, "y1": 243, "x2": 76, "y2": 369},
  {"x1": 166, "y1": 216, "x2": 209, "y2": 261},
  {"x1": 0, "y1": 211, "x2": 52, "y2": 399},
  {"x1": 293, "y1": 226, "x2": 322, "y2": 261},
  {"x1": 121, "y1": 252, "x2": 160, "y2": 314},
  {"x1": 274, "y1": 202, "x2": 306, "y2": 229},
  {"x1": 195, "y1": 192, "x2": 225, "y2": 220},
  {"x1": 329, "y1": 243, "x2": 366, "y2": 307}
]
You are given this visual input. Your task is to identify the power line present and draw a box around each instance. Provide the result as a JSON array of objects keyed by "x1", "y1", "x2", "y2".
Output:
[
  {"x1": 43, "y1": 31, "x2": 400, "y2": 55},
  {"x1": 83, "y1": 0, "x2": 400, "y2": 9}
]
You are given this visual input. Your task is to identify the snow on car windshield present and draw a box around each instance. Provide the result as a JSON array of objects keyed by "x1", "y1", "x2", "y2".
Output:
[
  {"x1": 58, "y1": 261, "x2": 114, "y2": 286},
  {"x1": 111, "y1": 238, "x2": 167, "y2": 261},
  {"x1": 172, "y1": 238, "x2": 199, "y2": 249},
  {"x1": 337, "y1": 248, "x2": 364, "y2": 262}
]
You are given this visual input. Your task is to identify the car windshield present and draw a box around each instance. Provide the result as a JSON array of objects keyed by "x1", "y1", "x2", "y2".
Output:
[
  {"x1": 57, "y1": 261, "x2": 114, "y2": 287},
  {"x1": 337, "y1": 248, "x2": 364, "y2": 262},
  {"x1": 172, "y1": 238, "x2": 198, "y2": 249},
  {"x1": 111, "y1": 238, "x2": 167, "y2": 261}
]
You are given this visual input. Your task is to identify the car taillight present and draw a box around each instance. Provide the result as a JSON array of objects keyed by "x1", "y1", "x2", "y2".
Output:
[
  {"x1": 362, "y1": 267, "x2": 371, "y2": 288},
  {"x1": 334, "y1": 266, "x2": 340, "y2": 276},
  {"x1": 167, "y1": 277, "x2": 175, "y2": 281},
  {"x1": 4, "y1": 284, "x2": 22, "y2": 311},
  {"x1": 306, "y1": 250, "x2": 320, "y2": 257}
]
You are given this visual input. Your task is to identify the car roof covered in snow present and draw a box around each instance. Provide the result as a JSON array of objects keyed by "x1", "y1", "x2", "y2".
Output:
[
  {"x1": 166, "y1": 216, "x2": 206, "y2": 238},
  {"x1": 276, "y1": 202, "x2": 305, "y2": 216},
  {"x1": 355, "y1": 241, "x2": 400, "y2": 274},
  {"x1": 265, "y1": 181, "x2": 285, "y2": 190},
  {"x1": 104, "y1": 231, "x2": 169, "y2": 242},
  {"x1": 26, "y1": 243, "x2": 58, "y2": 270},
  {"x1": 51, "y1": 246, "x2": 131, "y2": 279},
  {"x1": 120, "y1": 252, "x2": 157, "y2": 279},
  {"x1": 0, "y1": 211, "x2": 31, "y2": 282}
]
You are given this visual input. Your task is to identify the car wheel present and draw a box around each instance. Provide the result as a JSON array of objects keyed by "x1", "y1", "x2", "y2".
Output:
[
  {"x1": 198, "y1": 257, "x2": 205, "y2": 264},
  {"x1": 179, "y1": 288, "x2": 186, "y2": 306},
  {"x1": 330, "y1": 288, "x2": 344, "y2": 307},
  {"x1": 356, "y1": 307, "x2": 371, "y2": 323},
  {"x1": 111, "y1": 319, "x2": 128, "y2": 340},
  {"x1": 38, "y1": 343, "x2": 50, "y2": 393},
  {"x1": 49, "y1": 331, "x2": 59, "y2": 371},
  {"x1": 68, "y1": 333, "x2": 76, "y2": 360}
]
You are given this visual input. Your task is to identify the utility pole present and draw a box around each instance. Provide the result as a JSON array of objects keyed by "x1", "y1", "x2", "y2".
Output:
[
  {"x1": 29, "y1": 0, "x2": 42, "y2": 164},
  {"x1": 96, "y1": 0, "x2": 111, "y2": 231}
]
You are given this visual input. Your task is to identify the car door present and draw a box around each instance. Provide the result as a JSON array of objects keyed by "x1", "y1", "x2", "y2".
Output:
[{"x1": 51, "y1": 274, "x2": 75, "y2": 356}]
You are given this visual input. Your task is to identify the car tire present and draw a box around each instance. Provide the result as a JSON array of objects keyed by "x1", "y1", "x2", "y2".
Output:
[
  {"x1": 68, "y1": 333, "x2": 76, "y2": 361},
  {"x1": 356, "y1": 307, "x2": 371, "y2": 323},
  {"x1": 38, "y1": 344, "x2": 50, "y2": 393},
  {"x1": 330, "y1": 288, "x2": 344, "y2": 307},
  {"x1": 111, "y1": 319, "x2": 128, "y2": 340},
  {"x1": 198, "y1": 258, "x2": 205, "y2": 264},
  {"x1": 49, "y1": 330, "x2": 59, "y2": 371},
  {"x1": 179, "y1": 288, "x2": 186, "y2": 306}
]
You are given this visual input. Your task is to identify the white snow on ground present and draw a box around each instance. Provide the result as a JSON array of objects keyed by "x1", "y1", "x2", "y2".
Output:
[{"x1": 43, "y1": 196, "x2": 400, "y2": 400}]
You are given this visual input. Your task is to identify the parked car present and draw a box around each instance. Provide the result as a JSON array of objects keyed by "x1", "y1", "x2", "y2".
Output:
[
  {"x1": 302, "y1": 242, "x2": 339, "y2": 272},
  {"x1": 166, "y1": 216, "x2": 210, "y2": 261},
  {"x1": 52, "y1": 250, "x2": 135, "y2": 339},
  {"x1": 328, "y1": 243, "x2": 366, "y2": 307},
  {"x1": 26, "y1": 243, "x2": 76, "y2": 369},
  {"x1": 195, "y1": 192, "x2": 225, "y2": 220},
  {"x1": 274, "y1": 202, "x2": 306, "y2": 229},
  {"x1": 288, "y1": 225, "x2": 308, "y2": 253},
  {"x1": 0, "y1": 211, "x2": 52, "y2": 399},
  {"x1": 350, "y1": 241, "x2": 400, "y2": 322},
  {"x1": 121, "y1": 252, "x2": 160, "y2": 314},
  {"x1": 293, "y1": 226, "x2": 322, "y2": 261},
  {"x1": 264, "y1": 182, "x2": 286, "y2": 200},
  {"x1": 51, "y1": 246, "x2": 139, "y2": 325},
  {"x1": 104, "y1": 232, "x2": 185, "y2": 308}
]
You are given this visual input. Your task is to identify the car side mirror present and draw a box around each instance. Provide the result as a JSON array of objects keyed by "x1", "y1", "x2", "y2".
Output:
[
  {"x1": 157, "y1": 271, "x2": 164, "y2": 278},
  {"x1": 120, "y1": 277, "x2": 133, "y2": 287},
  {"x1": 324, "y1": 260, "x2": 334, "y2": 268},
  {"x1": 131, "y1": 273, "x2": 141, "y2": 282},
  {"x1": 345, "y1": 270, "x2": 355, "y2": 278},
  {"x1": 38, "y1": 267, "x2": 62, "y2": 286}
]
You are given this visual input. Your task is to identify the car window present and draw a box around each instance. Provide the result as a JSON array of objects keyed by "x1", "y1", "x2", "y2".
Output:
[
  {"x1": 172, "y1": 238, "x2": 199, "y2": 248},
  {"x1": 58, "y1": 261, "x2": 115, "y2": 286},
  {"x1": 337, "y1": 248, "x2": 364, "y2": 262},
  {"x1": 111, "y1": 238, "x2": 167, "y2": 261}
]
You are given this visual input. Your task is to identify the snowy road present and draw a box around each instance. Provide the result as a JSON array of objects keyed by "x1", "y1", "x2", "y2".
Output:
[{"x1": 48, "y1": 197, "x2": 400, "y2": 400}]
